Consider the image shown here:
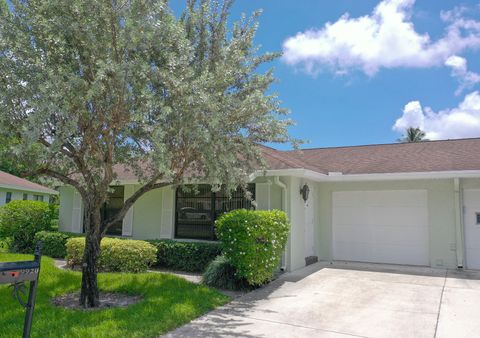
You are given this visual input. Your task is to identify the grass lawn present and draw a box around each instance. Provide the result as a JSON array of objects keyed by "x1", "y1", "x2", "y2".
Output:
[{"x1": 0, "y1": 253, "x2": 229, "y2": 338}]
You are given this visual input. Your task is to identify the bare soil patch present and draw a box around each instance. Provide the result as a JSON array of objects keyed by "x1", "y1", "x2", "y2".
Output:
[{"x1": 52, "y1": 292, "x2": 142, "y2": 310}]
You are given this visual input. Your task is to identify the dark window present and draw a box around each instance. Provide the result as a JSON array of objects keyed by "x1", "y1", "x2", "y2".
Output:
[
  {"x1": 101, "y1": 186, "x2": 124, "y2": 236},
  {"x1": 175, "y1": 184, "x2": 255, "y2": 240},
  {"x1": 23, "y1": 193, "x2": 28, "y2": 200},
  {"x1": 476, "y1": 212, "x2": 480, "y2": 225},
  {"x1": 5, "y1": 192, "x2": 12, "y2": 204},
  {"x1": 33, "y1": 195, "x2": 43, "y2": 202}
]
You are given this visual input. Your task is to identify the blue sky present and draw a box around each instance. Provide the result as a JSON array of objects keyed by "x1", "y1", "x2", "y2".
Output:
[{"x1": 170, "y1": 0, "x2": 480, "y2": 149}]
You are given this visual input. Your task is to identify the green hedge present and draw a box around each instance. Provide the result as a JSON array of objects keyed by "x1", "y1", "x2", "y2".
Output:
[
  {"x1": 66, "y1": 237, "x2": 157, "y2": 273},
  {"x1": 216, "y1": 209, "x2": 290, "y2": 286},
  {"x1": 0, "y1": 200, "x2": 55, "y2": 253},
  {"x1": 34, "y1": 231, "x2": 82, "y2": 258},
  {"x1": 149, "y1": 240, "x2": 221, "y2": 272}
]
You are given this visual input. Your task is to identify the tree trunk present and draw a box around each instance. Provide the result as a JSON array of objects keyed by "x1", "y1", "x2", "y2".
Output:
[{"x1": 80, "y1": 206, "x2": 102, "y2": 308}]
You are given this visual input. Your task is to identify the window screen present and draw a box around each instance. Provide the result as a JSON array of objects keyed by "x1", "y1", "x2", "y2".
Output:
[
  {"x1": 175, "y1": 184, "x2": 255, "y2": 240},
  {"x1": 101, "y1": 186, "x2": 125, "y2": 236}
]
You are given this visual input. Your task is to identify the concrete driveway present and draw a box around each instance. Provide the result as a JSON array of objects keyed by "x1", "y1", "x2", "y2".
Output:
[{"x1": 165, "y1": 262, "x2": 480, "y2": 338}]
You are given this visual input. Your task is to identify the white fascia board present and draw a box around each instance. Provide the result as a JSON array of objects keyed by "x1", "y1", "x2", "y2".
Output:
[
  {"x1": 82, "y1": 169, "x2": 480, "y2": 187},
  {"x1": 0, "y1": 184, "x2": 58, "y2": 195},
  {"x1": 322, "y1": 170, "x2": 480, "y2": 182},
  {"x1": 257, "y1": 169, "x2": 327, "y2": 181},
  {"x1": 260, "y1": 169, "x2": 480, "y2": 182}
]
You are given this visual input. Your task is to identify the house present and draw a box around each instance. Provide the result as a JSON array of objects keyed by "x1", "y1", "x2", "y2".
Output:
[
  {"x1": 0, "y1": 170, "x2": 58, "y2": 206},
  {"x1": 59, "y1": 138, "x2": 480, "y2": 272}
]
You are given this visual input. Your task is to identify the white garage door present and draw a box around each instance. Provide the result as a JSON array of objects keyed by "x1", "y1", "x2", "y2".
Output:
[
  {"x1": 332, "y1": 190, "x2": 429, "y2": 266},
  {"x1": 463, "y1": 189, "x2": 480, "y2": 270}
]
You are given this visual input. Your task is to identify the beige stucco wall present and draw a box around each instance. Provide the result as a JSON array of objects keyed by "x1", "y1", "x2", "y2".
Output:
[
  {"x1": 58, "y1": 176, "x2": 479, "y2": 271},
  {"x1": 131, "y1": 186, "x2": 164, "y2": 240},
  {"x1": 0, "y1": 187, "x2": 50, "y2": 207},
  {"x1": 58, "y1": 178, "x2": 284, "y2": 241},
  {"x1": 59, "y1": 186, "x2": 75, "y2": 232},
  {"x1": 315, "y1": 178, "x2": 462, "y2": 269}
]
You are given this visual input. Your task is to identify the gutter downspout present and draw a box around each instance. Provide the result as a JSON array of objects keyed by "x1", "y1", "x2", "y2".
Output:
[
  {"x1": 273, "y1": 176, "x2": 288, "y2": 271},
  {"x1": 454, "y1": 178, "x2": 465, "y2": 268}
]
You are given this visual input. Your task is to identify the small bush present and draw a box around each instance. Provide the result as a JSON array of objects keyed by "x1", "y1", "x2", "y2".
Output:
[
  {"x1": 0, "y1": 237, "x2": 12, "y2": 253},
  {"x1": 215, "y1": 209, "x2": 290, "y2": 286},
  {"x1": 66, "y1": 237, "x2": 157, "y2": 273},
  {"x1": 0, "y1": 200, "x2": 54, "y2": 253},
  {"x1": 149, "y1": 240, "x2": 221, "y2": 272},
  {"x1": 203, "y1": 255, "x2": 250, "y2": 291},
  {"x1": 34, "y1": 231, "x2": 82, "y2": 258}
]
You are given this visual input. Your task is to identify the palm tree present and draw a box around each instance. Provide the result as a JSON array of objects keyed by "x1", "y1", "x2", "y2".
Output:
[{"x1": 398, "y1": 127, "x2": 428, "y2": 143}]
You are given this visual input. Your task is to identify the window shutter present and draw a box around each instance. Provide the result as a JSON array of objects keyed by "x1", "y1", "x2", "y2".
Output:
[
  {"x1": 255, "y1": 183, "x2": 271, "y2": 210},
  {"x1": 160, "y1": 187, "x2": 174, "y2": 238},
  {"x1": 122, "y1": 185, "x2": 135, "y2": 237},
  {"x1": 71, "y1": 190, "x2": 83, "y2": 233}
]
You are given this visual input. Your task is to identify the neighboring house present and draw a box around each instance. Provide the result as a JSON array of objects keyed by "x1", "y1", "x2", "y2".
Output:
[
  {"x1": 0, "y1": 170, "x2": 58, "y2": 206},
  {"x1": 59, "y1": 138, "x2": 480, "y2": 272}
]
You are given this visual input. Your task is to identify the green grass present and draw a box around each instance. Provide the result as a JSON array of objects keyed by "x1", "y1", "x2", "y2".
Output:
[{"x1": 0, "y1": 253, "x2": 229, "y2": 338}]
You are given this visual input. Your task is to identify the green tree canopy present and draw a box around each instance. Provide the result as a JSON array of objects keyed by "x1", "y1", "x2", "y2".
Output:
[
  {"x1": 397, "y1": 127, "x2": 428, "y2": 143},
  {"x1": 0, "y1": 0, "x2": 293, "y2": 307}
]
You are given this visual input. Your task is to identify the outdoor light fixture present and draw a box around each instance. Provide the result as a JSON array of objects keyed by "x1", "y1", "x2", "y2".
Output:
[{"x1": 300, "y1": 183, "x2": 310, "y2": 202}]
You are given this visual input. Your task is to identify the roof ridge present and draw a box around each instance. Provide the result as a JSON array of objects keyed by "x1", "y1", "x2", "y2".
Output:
[{"x1": 282, "y1": 137, "x2": 480, "y2": 152}]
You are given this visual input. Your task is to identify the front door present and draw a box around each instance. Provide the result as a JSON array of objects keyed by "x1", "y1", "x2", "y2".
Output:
[{"x1": 463, "y1": 189, "x2": 480, "y2": 269}]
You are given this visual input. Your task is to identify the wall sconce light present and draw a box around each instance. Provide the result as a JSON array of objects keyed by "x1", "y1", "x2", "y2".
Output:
[{"x1": 300, "y1": 183, "x2": 310, "y2": 202}]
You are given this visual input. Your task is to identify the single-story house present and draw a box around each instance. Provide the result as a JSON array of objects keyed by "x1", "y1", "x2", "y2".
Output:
[
  {"x1": 0, "y1": 170, "x2": 58, "y2": 206},
  {"x1": 59, "y1": 138, "x2": 480, "y2": 272}
]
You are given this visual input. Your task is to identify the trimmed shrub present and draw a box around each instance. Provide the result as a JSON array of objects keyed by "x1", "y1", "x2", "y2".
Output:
[
  {"x1": 0, "y1": 200, "x2": 54, "y2": 253},
  {"x1": 34, "y1": 231, "x2": 82, "y2": 258},
  {"x1": 149, "y1": 240, "x2": 221, "y2": 272},
  {"x1": 203, "y1": 255, "x2": 250, "y2": 291},
  {"x1": 66, "y1": 237, "x2": 157, "y2": 273},
  {"x1": 215, "y1": 209, "x2": 290, "y2": 286}
]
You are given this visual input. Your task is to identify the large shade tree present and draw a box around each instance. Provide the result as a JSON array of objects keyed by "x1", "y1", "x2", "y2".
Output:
[{"x1": 0, "y1": 0, "x2": 292, "y2": 307}]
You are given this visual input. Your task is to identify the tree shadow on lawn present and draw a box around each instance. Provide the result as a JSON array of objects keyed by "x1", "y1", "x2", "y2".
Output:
[{"x1": 0, "y1": 254, "x2": 228, "y2": 338}]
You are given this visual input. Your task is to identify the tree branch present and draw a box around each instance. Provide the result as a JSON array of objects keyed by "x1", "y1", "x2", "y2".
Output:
[
  {"x1": 34, "y1": 167, "x2": 87, "y2": 199},
  {"x1": 102, "y1": 177, "x2": 169, "y2": 234}
]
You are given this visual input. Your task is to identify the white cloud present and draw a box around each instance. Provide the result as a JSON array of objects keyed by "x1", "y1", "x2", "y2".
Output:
[
  {"x1": 445, "y1": 55, "x2": 480, "y2": 95},
  {"x1": 393, "y1": 91, "x2": 480, "y2": 140},
  {"x1": 282, "y1": 0, "x2": 480, "y2": 75}
]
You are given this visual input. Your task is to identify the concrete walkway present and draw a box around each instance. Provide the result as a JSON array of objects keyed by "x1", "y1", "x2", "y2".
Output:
[{"x1": 164, "y1": 261, "x2": 480, "y2": 338}]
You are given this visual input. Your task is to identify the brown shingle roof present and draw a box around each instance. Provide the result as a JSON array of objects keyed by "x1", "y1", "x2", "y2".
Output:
[
  {"x1": 0, "y1": 170, "x2": 57, "y2": 194},
  {"x1": 284, "y1": 138, "x2": 480, "y2": 175},
  {"x1": 112, "y1": 138, "x2": 480, "y2": 180}
]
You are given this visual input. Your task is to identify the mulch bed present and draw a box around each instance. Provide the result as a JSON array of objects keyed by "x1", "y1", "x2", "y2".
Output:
[{"x1": 52, "y1": 292, "x2": 142, "y2": 310}]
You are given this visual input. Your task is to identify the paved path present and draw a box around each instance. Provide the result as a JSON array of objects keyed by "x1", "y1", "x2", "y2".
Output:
[{"x1": 165, "y1": 262, "x2": 480, "y2": 338}]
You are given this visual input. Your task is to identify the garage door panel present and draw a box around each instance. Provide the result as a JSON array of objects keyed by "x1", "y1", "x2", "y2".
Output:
[
  {"x1": 373, "y1": 226, "x2": 429, "y2": 247},
  {"x1": 333, "y1": 241, "x2": 372, "y2": 262},
  {"x1": 333, "y1": 206, "x2": 369, "y2": 225},
  {"x1": 367, "y1": 206, "x2": 427, "y2": 227},
  {"x1": 371, "y1": 245, "x2": 429, "y2": 266},
  {"x1": 333, "y1": 224, "x2": 371, "y2": 243},
  {"x1": 332, "y1": 190, "x2": 429, "y2": 266},
  {"x1": 366, "y1": 190, "x2": 427, "y2": 207},
  {"x1": 333, "y1": 191, "x2": 366, "y2": 207},
  {"x1": 464, "y1": 189, "x2": 480, "y2": 207}
]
